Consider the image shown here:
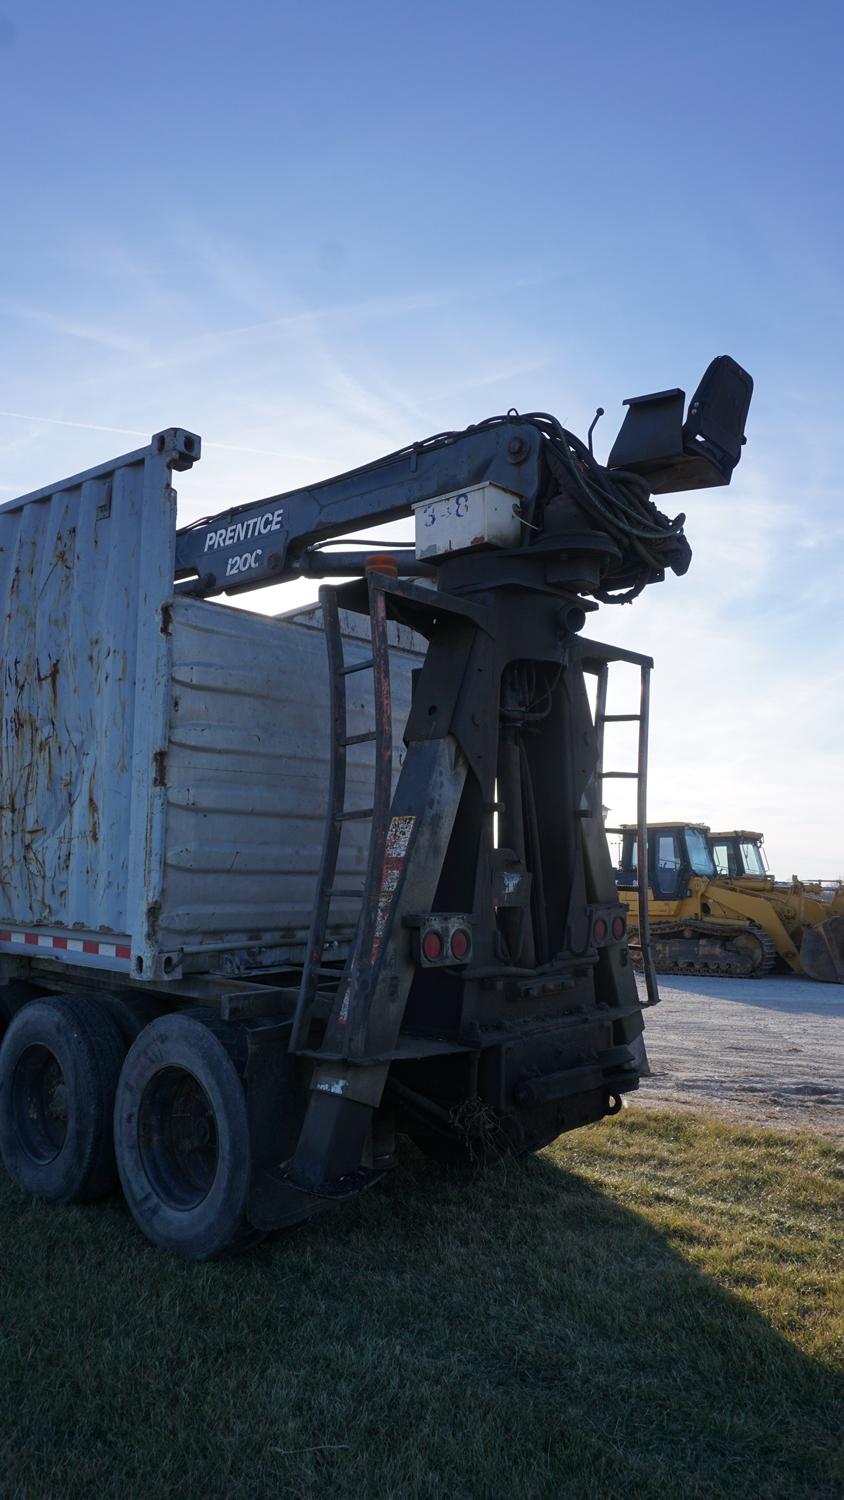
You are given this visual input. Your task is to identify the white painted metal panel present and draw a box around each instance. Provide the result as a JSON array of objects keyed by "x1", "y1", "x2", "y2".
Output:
[
  {"x1": 0, "y1": 428, "x2": 426, "y2": 981},
  {"x1": 158, "y1": 598, "x2": 424, "y2": 969},
  {"x1": 0, "y1": 431, "x2": 194, "y2": 974}
]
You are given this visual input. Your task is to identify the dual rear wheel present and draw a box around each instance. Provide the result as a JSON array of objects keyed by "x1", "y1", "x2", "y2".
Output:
[
  {"x1": 0, "y1": 999, "x2": 256, "y2": 1259},
  {"x1": 115, "y1": 1011, "x2": 257, "y2": 1259}
]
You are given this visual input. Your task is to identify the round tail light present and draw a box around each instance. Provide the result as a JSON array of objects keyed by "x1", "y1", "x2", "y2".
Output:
[
  {"x1": 593, "y1": 918, "x2": 608, "y2": 943},
  {"x1": 612, "y1": 915, "x2": 626, "y2": 940},
  {"x1": 421, "y1": 929, "x2": 444, "y2": 962},
  {"x1": 449, "y1": 927, "x2": 471, "y2": 961}
]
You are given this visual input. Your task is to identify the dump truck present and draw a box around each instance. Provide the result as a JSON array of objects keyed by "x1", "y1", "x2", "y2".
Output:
[
  {"x1": 0, "y1": 356, "x2": 752, "y2": 1257},
  {"x1": 615, "y1": 823, "x2": 844, "y2": 981}
]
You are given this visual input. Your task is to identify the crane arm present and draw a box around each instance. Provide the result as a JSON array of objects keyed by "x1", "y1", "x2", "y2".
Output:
[
  {"x1": 175, "y1": 417, "x2": 543, "y2": 597},
  {"x1": 174, "y1": 355, "x2": 752, "y2": 602}
]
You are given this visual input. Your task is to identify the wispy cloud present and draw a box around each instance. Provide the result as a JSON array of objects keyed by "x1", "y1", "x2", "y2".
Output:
[
  {"x1": 0, "y1": 409, "x2": 147, "y2": 439},
  {"x1": 0, "y1": 296, "x2": 149, "y2": 358},
  {"x1": 0, "y1": 410, "x2": 321, "y2": 462},
  {"x1": 413, "y1": 356, "x2": 554, "y2": 409}
]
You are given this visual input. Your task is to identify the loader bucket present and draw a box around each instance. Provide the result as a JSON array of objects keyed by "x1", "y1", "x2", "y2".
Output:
[{"x1": 800, "y1": 915, "x2": 844, "y2": 983}]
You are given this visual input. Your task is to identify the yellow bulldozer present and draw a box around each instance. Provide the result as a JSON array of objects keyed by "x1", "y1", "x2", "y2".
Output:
[
  {"x1": 709, "y1": 829, "x2": 844, "y2": 982},
  {"x1": 614, "y1": 823, "x2": 844, "y2": 981}
]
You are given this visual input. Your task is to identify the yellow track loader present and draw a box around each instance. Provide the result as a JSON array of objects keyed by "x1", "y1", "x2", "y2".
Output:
[
  {"x1": 614, "y1": 823, "x2": 844, "y2": 980},
  {"x1": 709, "y1": 830, "x2": 844, "y2": 983}
]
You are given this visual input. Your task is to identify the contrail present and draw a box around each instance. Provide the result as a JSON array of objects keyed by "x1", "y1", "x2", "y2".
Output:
[
  {"x1": 0, "y1": 409, "x2": 146, "y2": 439},
  {"x1": 0, "y1": 409, "x2": 302, "y2": 459}
]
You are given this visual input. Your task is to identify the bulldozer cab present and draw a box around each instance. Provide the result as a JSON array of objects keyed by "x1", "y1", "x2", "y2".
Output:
[
  {"x1": 709, "y1": 831, "x2": 770, "y2": 881},
  {"x1": 616, "y1": 823, "x2": 715, "y2": 900}
]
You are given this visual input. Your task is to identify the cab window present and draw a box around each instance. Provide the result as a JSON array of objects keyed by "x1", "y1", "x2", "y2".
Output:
[
  {"x1": 740, "y1": 840, "x2": 767, "y2": 877},
  {"x1": 685, "y1": 827, "x2": 716, "y2": 877},
  {"x1": 654, "y1": 833, "x2": 683, "y2": 897},
  {"x1": 711, "y1": 840, "x2": 735, "y2": 877}
]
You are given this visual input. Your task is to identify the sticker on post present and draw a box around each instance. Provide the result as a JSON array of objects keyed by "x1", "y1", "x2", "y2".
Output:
[
  {"x1": 372, "y1": 815, "x2": 417, "y2": 960},
  {"x1": 336, "y1": 814, "x2": 418, "y2": 1025}
]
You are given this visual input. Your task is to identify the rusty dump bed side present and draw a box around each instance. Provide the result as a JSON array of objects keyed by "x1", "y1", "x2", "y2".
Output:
[
  {"x1": 0, "y1": 432, "x2": 423, "y2": 982},
  {"x1": 0, "y1": 432, "x2": 182, "y2": 975}
]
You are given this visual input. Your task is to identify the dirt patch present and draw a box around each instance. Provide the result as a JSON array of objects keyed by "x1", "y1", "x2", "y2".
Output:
[{"x1": 637, "y1": 972, "x2": 844, "y2": 1139}]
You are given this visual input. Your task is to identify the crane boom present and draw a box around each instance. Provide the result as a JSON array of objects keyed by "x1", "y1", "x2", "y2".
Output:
[{"x1": 174, "y1": 355, "x2": 752, "y2": 602}]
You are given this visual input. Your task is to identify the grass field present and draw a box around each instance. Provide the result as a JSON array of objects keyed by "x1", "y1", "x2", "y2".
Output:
[{"x1": 1, "y1": 1110, "x2": 842, "y2": 1500}]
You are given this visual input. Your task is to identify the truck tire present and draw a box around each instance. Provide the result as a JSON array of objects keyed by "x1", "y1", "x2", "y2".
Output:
[
  {"x1": 0, "y1": 991, "x2": 17, "y2": 1044},
  {"x1": 114, "y1": 1011, "x2": 257, "y2": 1260},
  {"x1": 0, "y1": 982, "x2": 48, "y2": 1044},
  {"x1": 0, "y1": 994, "x2": 126, "y2": 1203},
  {"x1": 85, "y1": 990, "x2": 169, "y2": 1049}
]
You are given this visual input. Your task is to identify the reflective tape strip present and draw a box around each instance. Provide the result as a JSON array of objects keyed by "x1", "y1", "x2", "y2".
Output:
[{"x1": 0, "y1": 930, "x2": 131, "y2": 963}]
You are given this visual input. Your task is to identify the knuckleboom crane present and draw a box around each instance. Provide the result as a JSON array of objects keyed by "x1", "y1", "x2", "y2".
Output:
[{"x1": 171, "y1": 356, "x2": 752, "y2": 1234}]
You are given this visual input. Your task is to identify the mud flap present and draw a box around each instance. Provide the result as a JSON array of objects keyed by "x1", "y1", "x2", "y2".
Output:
[
  {"x1": 629, "y1": 1031, "x2": 651, "y2": 1078},
  {"x1": 800, "y1": 916, "x2": 844, "y2": 984}
]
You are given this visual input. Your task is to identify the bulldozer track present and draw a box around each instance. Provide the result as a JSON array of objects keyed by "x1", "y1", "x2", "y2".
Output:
[{"x1": 634, "y1": 922, "x2": 779, "y2": 979}]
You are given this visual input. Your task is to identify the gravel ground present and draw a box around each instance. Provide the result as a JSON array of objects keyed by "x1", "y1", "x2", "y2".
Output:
[{"x1": 636, "y1": 972, "x2": 844, "y2": 1138}]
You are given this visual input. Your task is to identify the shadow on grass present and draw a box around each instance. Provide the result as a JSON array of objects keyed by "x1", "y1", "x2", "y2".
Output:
[{"x1": 1, "y1": 1131, "x2": 842, "y2": 1500}]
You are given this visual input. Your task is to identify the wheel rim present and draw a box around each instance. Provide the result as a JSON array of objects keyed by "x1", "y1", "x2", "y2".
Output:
[
  {"x1": 138, "y1": 1068, "x2": 219, "y2": 1210},
  {"x1": 12, "y1": 1045, "x2": 69, "y2": 1163}
]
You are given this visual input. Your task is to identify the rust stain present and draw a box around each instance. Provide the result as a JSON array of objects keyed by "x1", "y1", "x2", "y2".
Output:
[
  {"x1": 88, "y1": 776, "x2": 100, "y2": 844},
  {"x1": 35, "y1": 656, "x2": 60, "y2": 705}
]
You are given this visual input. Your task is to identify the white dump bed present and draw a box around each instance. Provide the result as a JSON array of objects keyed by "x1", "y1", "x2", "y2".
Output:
[{"x1": 0, "y1": 431, "x2": 423, "y2": 981}]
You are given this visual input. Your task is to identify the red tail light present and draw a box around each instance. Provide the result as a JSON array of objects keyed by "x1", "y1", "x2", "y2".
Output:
[
  {"x1": 450, "y1": 928, "x2": 471, "y2": 961},
  {"x1": 421, "y1": 929, "x2": 444, "y2": 962},
  {"x1": 593, "y1": 918, "x2": 608, "y2": 943}
]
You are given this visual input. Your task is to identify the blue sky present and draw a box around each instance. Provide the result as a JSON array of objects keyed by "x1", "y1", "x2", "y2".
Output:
[{"x1": 1, "y1": 0, "x2": 842, "y2": 873}]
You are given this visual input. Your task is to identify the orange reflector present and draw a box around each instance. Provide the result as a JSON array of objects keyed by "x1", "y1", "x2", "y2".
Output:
[{"x1": 365, "y1": 553, "x2": 399, "y2": 577}]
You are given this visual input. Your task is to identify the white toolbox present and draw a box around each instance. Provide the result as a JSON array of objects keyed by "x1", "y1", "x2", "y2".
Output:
[{"x1": 413, "y1": 482, "x2": 522, "y2": 559}]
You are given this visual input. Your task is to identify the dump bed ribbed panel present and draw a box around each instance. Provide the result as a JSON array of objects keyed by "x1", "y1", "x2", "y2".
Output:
[{"x1": 157, "y1": 598, "x2": 423, "y2": 964}]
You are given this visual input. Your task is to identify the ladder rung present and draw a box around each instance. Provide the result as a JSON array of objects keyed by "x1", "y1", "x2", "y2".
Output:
[
  {"x1": 599, "y1": 714, "x2": 641, "y2": 723},
  {"x1": 340, "y1": 657, "x2": 374, "y2": 676},
  {"x1": 601, "y1": 771, "x2": 639, "y2": 779},
  {"x1": 336, "y1": 807, "x2": 374, "y2": 822},
  {"x1": 341, "y1": 730, "x2": 377, "y2": 746},
  {"x1": 325, "y1": 887, "x2": 364, "y2": 898}
]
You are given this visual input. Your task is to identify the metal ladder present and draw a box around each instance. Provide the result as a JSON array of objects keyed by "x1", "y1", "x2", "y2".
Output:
[
  {"x1": 595, "y1": 661, "x2": 659, "y2": 1008},
  {"x1": 289, "y1": 576, "x2": 394, "y2": 1055}
]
